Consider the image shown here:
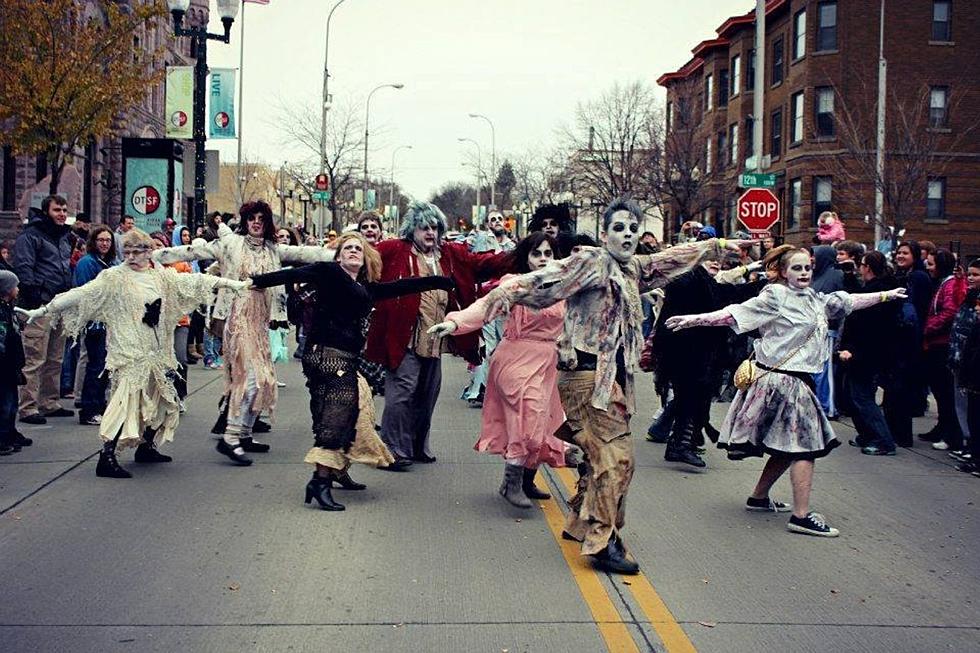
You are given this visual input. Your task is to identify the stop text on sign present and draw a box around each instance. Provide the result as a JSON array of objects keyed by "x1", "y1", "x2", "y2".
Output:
[{"x1": 739, "y1": 201, "x2": 778, "y2": 219}]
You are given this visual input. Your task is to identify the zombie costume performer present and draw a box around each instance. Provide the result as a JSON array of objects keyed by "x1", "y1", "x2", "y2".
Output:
[
  {"x1": 665, "y1": 246, "x2": 908, "y2": 537},
  {"x1": 430, "y1": 233, "x2": 567, "y2": 508},
  {"x1": 483, "y1": 198, "x2": 734, "y2": 574},
  {"x1": 365, "y1": 202, "x2": 512, "y2": 467},
  {"x1": 251, "y1": 233, "x2": 454, "y2": 510},
  {"x1": 153, "y1": 201, "x2": 333, "y2": 466},
  {"x1": 20, "y1": 230, "x2": 250, "y2": 478}
]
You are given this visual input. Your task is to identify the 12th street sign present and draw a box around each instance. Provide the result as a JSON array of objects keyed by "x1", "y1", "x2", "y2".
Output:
[
  {"x1": 737, "y1": 188, "x2": 781, "y2": 233},
  {"x1": 740, "y1": 172, "x2": 777, "y2": 188}
]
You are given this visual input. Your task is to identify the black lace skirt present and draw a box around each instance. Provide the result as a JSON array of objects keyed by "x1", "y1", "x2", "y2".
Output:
[{"x1": 301, "y1": 345, "x2": 359, "y2": 451}]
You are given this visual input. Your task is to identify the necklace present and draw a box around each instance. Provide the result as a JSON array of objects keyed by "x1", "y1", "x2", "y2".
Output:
[{"x1": 245, "y1": 234, "x2": 265, "y2": 249}]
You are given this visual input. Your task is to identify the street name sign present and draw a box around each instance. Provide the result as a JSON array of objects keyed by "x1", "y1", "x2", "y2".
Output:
[{"x1": 740, "y1": 172, "x2": 777, "y2": 188}]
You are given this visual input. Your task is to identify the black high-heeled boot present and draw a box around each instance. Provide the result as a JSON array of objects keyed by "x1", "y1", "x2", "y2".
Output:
[
  {"x1": 522, "y1": 467, "x2": 551, "y2": 500},
  {"x1": 96, "y1": 442, "x2": 132, "y2": 478},
  {"x1": 664, "y1": 418, "x2": 706, "y2": 468},
  {"x1": 331, "y1": 470, "x2": 366, "y2": 490},
  {"x1": 304, "y1": 474, "x2": 345, "y2": 511}
]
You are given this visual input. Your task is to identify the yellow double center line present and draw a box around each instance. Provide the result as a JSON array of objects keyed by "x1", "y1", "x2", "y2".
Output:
[{"x1": 538, "y1": 467, "x2": 698, "y2": 653}]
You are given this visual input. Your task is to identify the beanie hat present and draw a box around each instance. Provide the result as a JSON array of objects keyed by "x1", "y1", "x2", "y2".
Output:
[{"x1": 0, "y1": 270, "x2": 18, "y2": 296}]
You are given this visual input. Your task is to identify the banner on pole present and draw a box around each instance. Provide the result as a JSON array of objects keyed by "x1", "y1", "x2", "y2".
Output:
[
  {"x1": 165, "y1": 67, "x2": 194, "y2": 139},
  {"x1": 365, "y1": 189, "x2": 376, "y2": 211},
  {"x1": 209, "y1": 69, "x2": 236, "y2": 139},
  {"x1": 354, "y1": 189, "x2": 364, "y2": 210}
]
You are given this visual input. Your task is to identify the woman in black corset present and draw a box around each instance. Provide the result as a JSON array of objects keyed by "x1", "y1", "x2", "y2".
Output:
[{"x1": 251, "y1": 232, "x2": 453, "y2": 511}]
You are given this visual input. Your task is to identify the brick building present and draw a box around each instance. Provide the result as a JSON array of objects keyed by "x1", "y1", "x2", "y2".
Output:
[
  {"x1": 657, "y1": 0, "x2": 980, "y2": 256},
  {"x1": 0, "y1": 0, "x2": 210, "y2": 239}
]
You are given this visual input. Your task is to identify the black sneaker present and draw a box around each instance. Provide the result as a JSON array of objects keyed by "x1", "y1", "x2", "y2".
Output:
[
  {"x1": 44, "y1": 407, "x2": 74, "y2": 418},
  {"x1": 19, "y1": 414, "x2": 46, "y2": 425},
  {"x1": 787, "y1": 512, "x2": 840, "y2": 537},
  {"x1": 252, "y1": 419, "x2": 271, "y2": 434},
  {"x1": 746, "y1": 496, "x2": 790, "y2": 512},
  {"x1": 11, "y1": 432, "x2": 33, "y2": 447}
]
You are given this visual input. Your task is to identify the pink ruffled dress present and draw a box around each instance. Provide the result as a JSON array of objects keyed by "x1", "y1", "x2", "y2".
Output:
[{"x1": 446, "y1": 275, "x2": 567, "y2": 468}]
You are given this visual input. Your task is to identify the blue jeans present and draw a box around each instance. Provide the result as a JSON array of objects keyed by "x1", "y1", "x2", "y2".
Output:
[
  {"x1": 204, "y1": 332, "x2": 222, "y2": 366},
  {"x1": 60, "y1": 340, "x2": 79, "y2": 396},
  {"x1": 80, "y1": 326, "x2": 108, "y2": 419},
  {"x1": 847, "y1": 369, "x2": 895, "y2": 451},
  {"x1": 0, "y1": 384, "x2": 18, "y2": 445}
]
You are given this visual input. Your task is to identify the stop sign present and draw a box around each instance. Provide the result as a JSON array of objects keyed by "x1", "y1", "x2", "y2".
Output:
[
  {"x1": 314, "y1": 174, "x2": 329, "y2": 191},
  {"x1": 737, "y1": 188, "x2": 781, "y2": 232}
]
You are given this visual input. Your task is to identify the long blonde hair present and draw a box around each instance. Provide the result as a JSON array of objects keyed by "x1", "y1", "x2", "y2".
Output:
[{"x1": 334, "y1": 232, "x2": 381, "y2": 282}]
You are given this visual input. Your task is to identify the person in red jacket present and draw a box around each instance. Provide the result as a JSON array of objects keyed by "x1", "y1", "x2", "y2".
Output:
[
  {"x1": 921, "y1": 248, "x2": 968, "y2": 451},
  {"x1": 364, "y1": 202, "x2": 512, "y2": 468}
]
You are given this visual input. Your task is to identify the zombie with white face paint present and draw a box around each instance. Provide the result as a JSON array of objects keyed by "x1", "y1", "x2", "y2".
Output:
[
  {"x1": 356, "y1": 210, "x2": 384, "y2": 245},
  {"x1": 528, "y1": 204, "x2": 574, "y2": 257},
  {"x1": 154, "y1": 200, "x2": 335, "y2": 466},
  {"x1": 364, "y1": 202, "x2": 514, "y2": 468},
  {"x1": 665, "y1": 245, "x2": 908, "y2": 538},
  {"x1": 17, "y1": 229, "x2": 252, "y2": 479},
  {"x1": 467, "y1": 210, "x2": 515, "y2": 254},
  {"x1": 482, "y1": 197, "x2": 741, "y2": 574}
]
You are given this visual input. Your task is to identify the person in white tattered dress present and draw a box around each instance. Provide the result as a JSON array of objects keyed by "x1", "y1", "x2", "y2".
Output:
[
  {"x1": 666, "y1": 246, "x2": 907, "y2": 537},
  {"x1": 153, "y1": 200, "x2": 333, "y2": 466},
  {"x1": 18, "y1": 230, "x2": 251, "y2": 478}
]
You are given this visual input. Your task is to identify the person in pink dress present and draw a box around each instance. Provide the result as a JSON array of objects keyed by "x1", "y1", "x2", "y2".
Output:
[{"x1": 428, "y1": 233, "x2": 566, "y2": 508}]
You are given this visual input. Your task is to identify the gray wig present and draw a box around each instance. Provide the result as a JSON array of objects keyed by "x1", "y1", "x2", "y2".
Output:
[
  {"x1": 398, "y1": 201, "x2": 449, "y2": 241},
  {"x1": 601, "y1": 197, "x2": 644, "y2": 232}
]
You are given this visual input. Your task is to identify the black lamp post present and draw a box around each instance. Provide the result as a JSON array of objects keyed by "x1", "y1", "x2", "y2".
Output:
[{"x1": 166, "y1": 0, "x2": 238, "y2": 232}]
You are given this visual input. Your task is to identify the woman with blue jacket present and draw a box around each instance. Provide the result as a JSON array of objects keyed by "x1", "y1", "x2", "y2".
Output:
[{"x1": 74, "y1": 226, "x2": 117, "y2": 425}]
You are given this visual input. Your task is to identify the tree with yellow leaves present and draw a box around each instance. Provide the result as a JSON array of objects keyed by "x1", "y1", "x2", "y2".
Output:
[{"x1": 0, "y1": 0, "x2": 167, "y2": 194}]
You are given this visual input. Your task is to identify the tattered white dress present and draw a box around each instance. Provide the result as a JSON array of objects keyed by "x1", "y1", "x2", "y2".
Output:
[
  {"x1": 47, "y1": 265, "x2": 243, "y2": 448},
  {"x1": 719, "y1": 284, "x2": 854, "y2": 460}
]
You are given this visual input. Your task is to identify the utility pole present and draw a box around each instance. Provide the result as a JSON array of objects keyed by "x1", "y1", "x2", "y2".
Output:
[
  {"x1": 752, "y1": 0, "x2": 766, "y2": 172},
  {"x1": 874, "y1": 0, "x2": 887, "y2": 247},
  {"x1": 320, "y1": 1, "x2": 346, "y2": 235}
]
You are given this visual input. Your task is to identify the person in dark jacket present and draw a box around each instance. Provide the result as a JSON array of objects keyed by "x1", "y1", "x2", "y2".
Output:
[
  {"x1": 654, "y1": 255, "x2": 764, "y2": 467},
  {"x1": 948, "y1": 259, "x2": 980, "y2": 462},
  {"x1": 13, "y1": 195, "x2": 75, "y2": 425},
  {"x1": 893, "y1": 240, "x2": 932, "y2": 418},
  {"x1": 0, "y1": 239, "x2": 14, "y2": 273},
  {"x1": 838, "y1": 251, "x2": 900, "y2": 455},
  {"x1": 952, "y1": 268, "x2": 980, "y2": 476},
  {"x1": 74, "y1": 226, "x2": 117, "y2": 425},
  {"x1": 0, "y1": 271, "x2": 29, "y2": 455}
]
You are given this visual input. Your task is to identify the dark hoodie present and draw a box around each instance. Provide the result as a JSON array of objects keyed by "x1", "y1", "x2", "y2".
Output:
[
  {"x1": 13, "y1": 210, "x2": 74, "y2": 309},
  {"x1": 810, "y1": 246, "x2": 844, "y2": 294}
]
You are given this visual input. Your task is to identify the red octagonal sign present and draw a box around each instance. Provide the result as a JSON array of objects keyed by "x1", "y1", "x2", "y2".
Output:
[{"x1": 737, "y1": 188, "x2": 781, "y2": 233}]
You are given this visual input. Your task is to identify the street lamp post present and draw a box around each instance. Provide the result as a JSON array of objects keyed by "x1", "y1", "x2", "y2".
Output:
[
  {"x1": 363, "y1": 83, "x2": 404, "y2": 200},
  {"x1": 319, "y1": 0, "x2": 346, "y2": 235},
  {"x1": 458, "y1": 137, "x2": 482, "y2": 219},
  {"x1": 165, "y1": 0, "x2": 239, "y2": 232},
  {"x1": 389, "y1": 144, "x2": 412, "y2": 213},
  {"x1": 468, "y1": 113, "x2": 496, "y2": 207}
]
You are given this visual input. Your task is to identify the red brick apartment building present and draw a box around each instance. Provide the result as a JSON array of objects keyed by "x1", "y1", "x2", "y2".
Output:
[{"x1": 658, "y1": 0, "x2": 980, "y2": 256}]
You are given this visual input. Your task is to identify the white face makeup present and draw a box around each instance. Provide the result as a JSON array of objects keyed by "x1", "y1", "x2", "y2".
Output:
[
  {"x1": 541, "y1": 218, "x2": 559, "y2": 238},
  {"x1": 338, "y1": 239, "x2": 364, "y2": 274},
  {"x1": 123, "y1": 246, "x2": 152, "y2": 272},
  {"x1": 413, "y1": 223, "x2": 439, "y2": 253},
  {"x1": 702, "y1": 259, "x2": 721, "y2": 277},
  {"x1": 527, "y1": 240, "x2": 554, "y2": 270},
  {"x1": 246, "y1": 214, "x2": 266, "y2": 238},
  {"x1": 487, "y1": 212, "x2": 505, "y2": 236},
  {"x1": 358, "y1": 220, "x2": 381, "y2": 244},
  {"x1": 782, "y1": 252, "x2": 812, "y2": 289},
  {"x1": 602, "y1": 210, "x2": 639, "y2": 263}
]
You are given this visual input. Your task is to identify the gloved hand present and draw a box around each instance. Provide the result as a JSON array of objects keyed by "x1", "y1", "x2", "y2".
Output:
[
  {"x1": 15, "y1": 306, "x2": 47, "y2": 325},
  {"x1": 427, "y1": 320, "x2": 457, "y2": 338}
]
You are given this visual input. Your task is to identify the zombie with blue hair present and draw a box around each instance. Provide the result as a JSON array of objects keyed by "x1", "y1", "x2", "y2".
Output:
[
  {"x1": 481, "y1": 196, "x2": 745, "y2": 574},
  {"x1": 364, "y1": 201, "x2": 514, "y2": 468}
]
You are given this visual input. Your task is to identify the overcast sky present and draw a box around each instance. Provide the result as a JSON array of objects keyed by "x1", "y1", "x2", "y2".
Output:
[{"x1": 205, "y1": 0, "x2": 750, "y2": 200}]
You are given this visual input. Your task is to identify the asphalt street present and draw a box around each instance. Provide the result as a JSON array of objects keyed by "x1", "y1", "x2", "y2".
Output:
[{"x1": 1, "y1": 356, "x2": 978, "y2": 653}]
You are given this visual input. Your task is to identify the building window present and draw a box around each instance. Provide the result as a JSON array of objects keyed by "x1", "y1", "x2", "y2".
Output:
[
  {"x1": 705, "y1": 140, "x2": 712, "y2": 175},
  {"x1": 791, "y1": 91, "x2": 804, "y2": 143},
  {"x1": 2, "y1": 147, "x2": 15, "y2": 211},
  {"x1": 729, "y1": 123, "x2": 739, "y2": 168},
  {"x1": 817, "y1": 2, "x2": 838, "y2": 51},
  {"x1": 793, "y1": 10, "x2": 807, "y2": 59},
  {"x1": 718, "y1": 131, "x2": 728, "y2": 167},
  {"x1": 746, "y1": 49, "x2": 756, "y2": 90},
  {"x1": 933, "y1": 1, "x2": 952, "y2": 41},
  {"x1": 666, "y1": 101, "x2": 672, "y2": 132},
  {"x1": 815, "y1": 87, "x2": 835, "y2": 137},
  {"x1": 789, "y1": 178, "x2": 802, "y2": 230},
  {"x1": 927, "y1": 177, "x2": 946, "y2": 218},
  {"x1": 730, "y1": 55, "x2": 741, "y2": 97},
  {"x1": 772, "y1": 38, "x2": 785, "y2": 85},
  {"x1": 771, "y1": 109, "x2": 783, "y2": 157},
  {"x1": 705, "y1": 74, "x2": 713, "y2": 111},
  {"x1": 813, "y1": 176, "x2": 832, "y2": 226},
  {"x1": 930, "y1": 86, "x2": 949, "y2": 127},
  {"x1": 719, "y1": 69, "x2": 729, "y2": 107}
]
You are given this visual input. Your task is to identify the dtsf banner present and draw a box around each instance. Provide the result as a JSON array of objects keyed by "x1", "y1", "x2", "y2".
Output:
[
  {"x1": 209, "y1": 69, "x2": 236, "y2": 139},
  {"x1": 165, "y1": 67, "x2": 194, "y2": 139}
]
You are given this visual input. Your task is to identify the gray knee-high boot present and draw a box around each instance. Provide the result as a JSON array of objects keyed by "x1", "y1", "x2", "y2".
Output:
[{"x1": 499, "y1": 463, "x2": 532, "y2": 508}]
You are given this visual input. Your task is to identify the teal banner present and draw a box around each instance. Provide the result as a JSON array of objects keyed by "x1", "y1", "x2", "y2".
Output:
[
  {"x1": 124, "y1": 157, "x2": 170, "y2": 233},
  {"x1": 209, "y1": 69, "x2": 236, "y2": 139}
]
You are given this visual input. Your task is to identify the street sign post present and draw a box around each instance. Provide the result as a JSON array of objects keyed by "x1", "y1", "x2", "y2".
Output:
[
  {"x1": 736, "y1": 187, "x2": 781, "y2": 233},
  {"x1": 740, "y1": 172, "x2": 777, "y2": 188}
]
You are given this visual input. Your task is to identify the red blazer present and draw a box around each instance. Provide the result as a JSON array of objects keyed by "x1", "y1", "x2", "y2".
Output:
[
  {"x1": 924, "y1": 275, "x2": 967, "y2": 351},
  {"x1": 365, "y1": 238, "x2": 513, "y2": 369}
]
